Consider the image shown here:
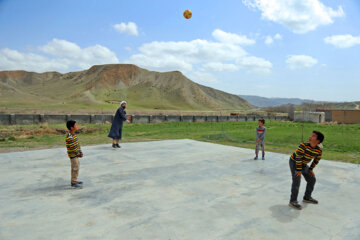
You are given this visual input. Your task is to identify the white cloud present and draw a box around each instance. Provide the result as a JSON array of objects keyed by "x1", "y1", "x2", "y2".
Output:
[
  {"x1": 274, "y1": 33, "x2": 282, "y2": 40},
  {"x1": 237, "y1": 56, "x2": 273, "y2": 73},
  {"x1": 0, "y1": 48, "x2": 71, "y2": 72},
  {"x1": 243, "y1": 0, "x2": 344, "y2": 34},
  {"x1": 265, "y1": 33, "x2": 282, "y2": 45},
  {"x1": 128, "y1": 39, "x2": 247, "y2": 73},
  {"x1": 265, "y1": 36, "x2": 274, "y2": 45},
  {"x1": 212, "y1": 29, "x2": 255, "y2": 45},
  {"x1": 40, "y1": 39, "x2": 81, "y2": 57},
  {"x1": 187, "y1": 71, "x2": 219, "y2": 84},
  {"x1": 324, "y1": 34, "x2": 360, "y2": 48},
  {"x1": 202, "y1": 62, "x2": 239, "y2": 72},
  {"x1": 0, "y1": 39, "x2": 119, "y2": 72},
  {"x1": 286, "y1": 55, "x2": 318, "y2": 69},
  {"x1": 127, "y1": 29, "x2": 272, "y2": 74},
  {"x1": 113, "y1": 22, "x2": 139, "y2": 36}
]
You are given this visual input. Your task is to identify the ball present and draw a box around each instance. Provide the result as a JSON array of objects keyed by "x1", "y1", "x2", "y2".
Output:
[{"x1": 183, "y1": 9, "x2": 192, "y2": 19}]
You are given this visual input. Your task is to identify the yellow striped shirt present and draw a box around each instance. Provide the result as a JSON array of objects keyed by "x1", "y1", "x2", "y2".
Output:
[
  {"x1": 290, "y1": 142, "x2": 322, "y2": 171},
  {"x1": 65, "y1": 132, "x2": 82, "y2": 158}
]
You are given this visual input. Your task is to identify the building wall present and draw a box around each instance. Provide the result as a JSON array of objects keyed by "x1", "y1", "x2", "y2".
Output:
[
  {"x1": 331, "y1": 110, "x2": 360, "y2": 124},
  {"x1": 294, "y1": 111, "x2": 325, "y2": 123}
]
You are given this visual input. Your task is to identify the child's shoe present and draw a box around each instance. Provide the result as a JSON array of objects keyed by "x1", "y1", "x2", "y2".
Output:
[
  {"x1": 71, "y1": 183, "x2": 83, "y2": 189},
  {"x1": 303, "y1": 197, "x2": 318, "y2": 204},
  {"x1": 254, "y1": 156, "x2": 258, "y2": 160},
  {"x1": 116, "y1": 144, "x2": 121, "y2": 148},
  {"x1": 289, "y1": 201, "x2": 302, "y2": 210},
  {"x1": 262, "y1": 156, "x2": 265, "y2": 160},
  {"x1": 76, "y1": 181, "x2": 83, "y2": 185},
  {"x1": 112, "y1": 144, "x2": 117, "y2": 148}
]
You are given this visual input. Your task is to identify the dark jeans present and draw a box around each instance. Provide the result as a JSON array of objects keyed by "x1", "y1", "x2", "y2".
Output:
[{"x1": 289, "y1": 158, "x2": 316, "y2": 202}]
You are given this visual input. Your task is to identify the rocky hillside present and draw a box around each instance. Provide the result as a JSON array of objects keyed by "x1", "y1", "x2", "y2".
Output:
[{"x1": 0, "y1": 64, "x2": 251, "y2": 112}]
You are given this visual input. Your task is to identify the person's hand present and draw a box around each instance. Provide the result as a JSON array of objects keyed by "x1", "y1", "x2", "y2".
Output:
[
  {"x1": 79, "y1": 152, "x2": 83, "y2": 158},
  {"x1": 309, "y1": 170, "x2": 315, "y2": 177},
  {"x1": 256, "y1": 138, "x2": 260, "y2": 143},
  {"x1": 295, "y1": 171, "x2": 302, "y2": 177},
  {"x1": 127, "y1": 120, "x2": 130, "y2": 124}
]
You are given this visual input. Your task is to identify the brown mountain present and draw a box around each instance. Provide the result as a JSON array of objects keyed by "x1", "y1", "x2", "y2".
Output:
[{"x1": 0, "y1": 64, "x2": 251, "y2": 113}]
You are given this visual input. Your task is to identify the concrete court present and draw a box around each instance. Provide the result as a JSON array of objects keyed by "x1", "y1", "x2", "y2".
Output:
[{"x1": 0, "y1": 139, "x2": 359, "y2": 240}]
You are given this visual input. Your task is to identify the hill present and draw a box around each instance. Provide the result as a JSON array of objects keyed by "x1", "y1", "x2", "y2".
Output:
[
  {"x1": 238, "y1": 95, "x2": 320, "y2": 108},
  {"x1": 0, "y1": 64, "x2": 251, "y2": 114}
]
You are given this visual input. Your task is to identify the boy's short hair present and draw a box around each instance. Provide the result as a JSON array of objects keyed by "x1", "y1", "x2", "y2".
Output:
[
  {"x1": 258, "y1": 118, "x2": 265, "y2": 124},
  {"x1": 66, "y1": 120, "x2": 77, "y2": 130},
  {"x1": 313, "y1": 131, "x2": 324, "y2": 143}
]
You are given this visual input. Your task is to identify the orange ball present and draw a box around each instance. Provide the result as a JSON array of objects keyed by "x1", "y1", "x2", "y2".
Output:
[{"x1": 183, "y1": 9, "x2": 192, "y2": 19}]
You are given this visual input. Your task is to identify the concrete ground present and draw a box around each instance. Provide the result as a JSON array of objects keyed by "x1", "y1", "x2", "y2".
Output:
[{"x1": 0, "y1": 139, "x2": 359, "y2": 240}]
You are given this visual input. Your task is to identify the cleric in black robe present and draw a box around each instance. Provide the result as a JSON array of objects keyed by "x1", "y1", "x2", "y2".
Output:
[{"x1": 108, "y1": 101, "x2": 129, "y2": 148}]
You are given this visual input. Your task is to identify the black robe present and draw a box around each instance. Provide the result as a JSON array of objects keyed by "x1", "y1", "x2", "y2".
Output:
[{"x1": 108, "y1": 107, "x2": 127, "y2": 140}]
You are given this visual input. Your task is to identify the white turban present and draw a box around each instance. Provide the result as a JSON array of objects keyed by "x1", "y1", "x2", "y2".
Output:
[{"x1": 120, "y1": 101, "x2": 127, "y2": 106}]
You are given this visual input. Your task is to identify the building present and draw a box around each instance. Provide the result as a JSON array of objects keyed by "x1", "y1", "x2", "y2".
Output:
[
  {"x1": 316, "y1": 110, "x2": 360, "y2": 124},
  {"x1": 293, "y1": 111, "x2": 325, "y2": 123}
]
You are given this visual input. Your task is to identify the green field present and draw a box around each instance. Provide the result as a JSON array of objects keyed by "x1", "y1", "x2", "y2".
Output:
[{"x1": 0, "y1": 121, "x2": 359, "y2": 164}]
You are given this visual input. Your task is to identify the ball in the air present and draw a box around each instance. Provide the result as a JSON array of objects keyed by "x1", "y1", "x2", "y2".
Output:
[{"x1": 183, "y1": 9, "x2": 192, "y2": 19}]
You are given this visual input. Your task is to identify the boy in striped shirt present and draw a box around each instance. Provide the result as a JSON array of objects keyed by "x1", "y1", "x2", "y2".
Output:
[
  {"x1": 66, "y1": 120, "x2": 83, "y2": 189},
  {"x1": 289, "y1": 131, "x2": 324, "y2": 210},
  {"x1": 254, "y1": 118, "x2": 266, "y2": 160}
]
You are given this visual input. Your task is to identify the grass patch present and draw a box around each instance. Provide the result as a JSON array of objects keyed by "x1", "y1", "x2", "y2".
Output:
[{"x1": 0, "y1": 121, "x2": 359, "y2": 164}]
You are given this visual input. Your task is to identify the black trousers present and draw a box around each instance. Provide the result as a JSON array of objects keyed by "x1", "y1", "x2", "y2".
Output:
[{"x1": 289, "y1": 158, "x2": 316, "y2": 202}]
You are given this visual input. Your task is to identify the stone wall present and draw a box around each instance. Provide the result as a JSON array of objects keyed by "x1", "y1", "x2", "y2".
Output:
[{"x1": 0, "y1": 114, "x2": 289, "y2": 125}]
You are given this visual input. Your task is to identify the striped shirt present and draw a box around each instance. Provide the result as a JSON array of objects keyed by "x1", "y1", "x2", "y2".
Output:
[
  {"x1": 256, "y1": 126, "x2": 266, "y2": 141},
  {"x1": 290, "y1": 142, "x2": 322, "y2": 171},
  {"x1": 65, "y1": 132, "x2": 82, "y2": 159}
]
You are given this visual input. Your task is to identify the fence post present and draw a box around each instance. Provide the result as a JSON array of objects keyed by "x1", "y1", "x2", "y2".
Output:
[
  {"x1": 10, "y1": 114, "x2": 16, "y2": 125},
  {"x1": 66, "y1": 114, "x2": 72, "y2": 122},
  {"x1": 39, "y1": 114, "x2": 45, "y2": 123}
]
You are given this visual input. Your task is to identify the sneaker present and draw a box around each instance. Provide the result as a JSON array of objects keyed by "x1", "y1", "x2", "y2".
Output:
[
  {"x1": 262, "y1": 156, "x2": 265, "y2": 160},
  {"x1": 112, "y1": 144, "x2": 117, "y2": 148},
  {"x1": 71, "y1": 183, "x2": 83, "y2": 189},
  {"x1": 116, "y1": 144, "x2": 121, "y2": 148},
  {"x1": 303, "y1": 197, "x2": 318, "y2": 204},
  {"x1": 254, "y1": 156, "x2": 258, "y2": 160},
  {"x1": 289, "y1": 201, "x2": 302, "y2": 210},
  {"x1": 76, "y1": 181, "x2": 83, "y2": 185}
]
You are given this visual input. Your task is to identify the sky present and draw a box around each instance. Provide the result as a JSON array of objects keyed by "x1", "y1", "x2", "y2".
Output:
[{"x1": 0, "y1": 0, "x2": 359, "y2": 102}]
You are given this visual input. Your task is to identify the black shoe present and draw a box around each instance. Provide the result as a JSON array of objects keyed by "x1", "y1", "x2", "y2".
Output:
[
  {"x1": 303, "y1": 197, "x2": 318, "y2": 204},
  {"x1": 116, "y1": 144, "x2": 121, "y2": 148},
  {"x1": 112, "y1": 144, "x2": 117, "y2": 148},
  {"x1": 289, "y1": 201, "x2": 302, "y2": 210},
  {"x1": 71, "y1": 183, "x2": 83, "y2": 189},
  {"x1": 254, "y1": 156, "x2": 258, "y2": 160},
  {"x1": 76, "y1": 181, "x2": 83, "y2": 185}
]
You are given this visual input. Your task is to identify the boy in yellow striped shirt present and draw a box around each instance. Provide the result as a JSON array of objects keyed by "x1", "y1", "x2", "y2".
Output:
[
  {"x1": 289, "y1": 131, "x2": 324, "y2": 210},
  {"x1": 65, "y1": 120, "x2": 83, "y2": 189}
]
